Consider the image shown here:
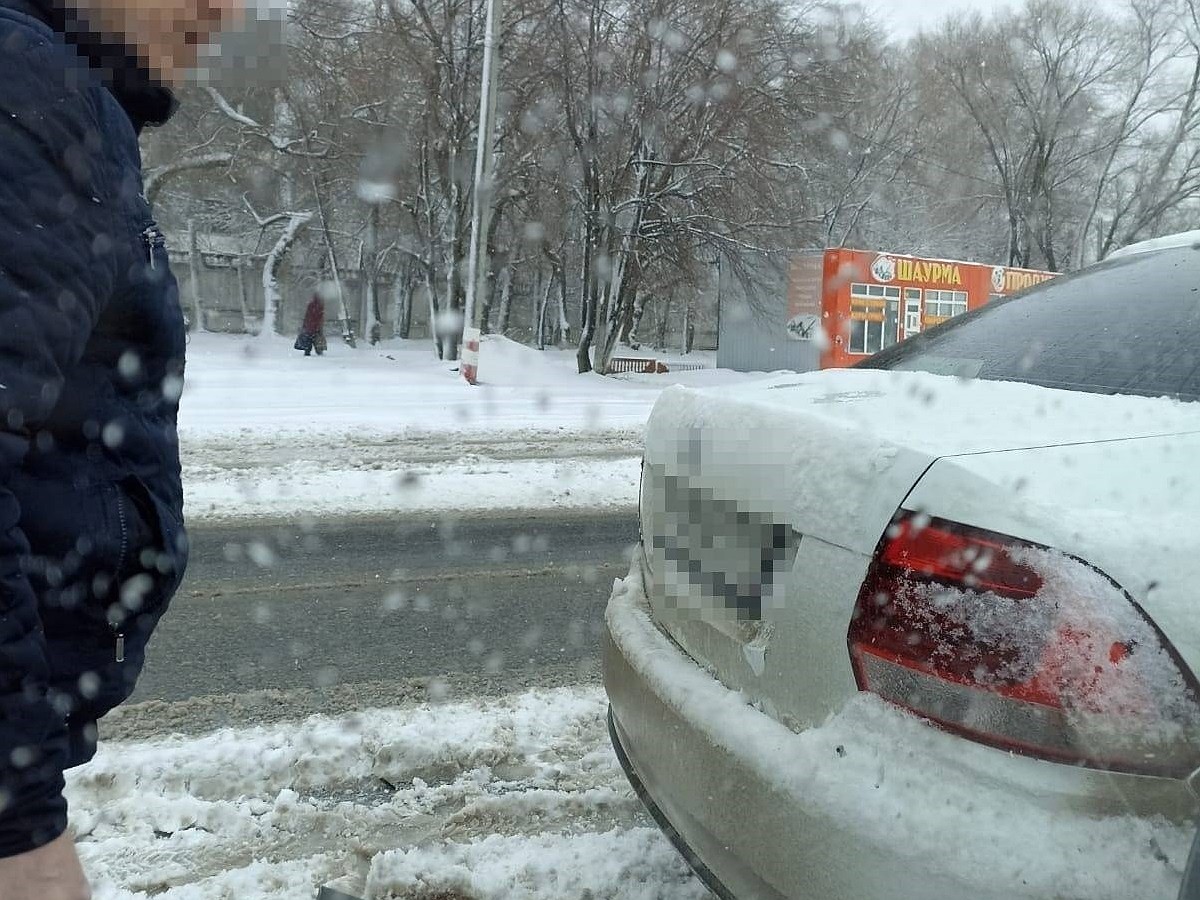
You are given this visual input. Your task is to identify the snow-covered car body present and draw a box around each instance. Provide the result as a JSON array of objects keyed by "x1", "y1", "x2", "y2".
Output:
[{"x1": 604, "y1": 243, "x2": 1200, "y2": 899}]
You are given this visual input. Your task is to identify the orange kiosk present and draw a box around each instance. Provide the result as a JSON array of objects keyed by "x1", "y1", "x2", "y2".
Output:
[{"x1": 786, "y1": 249, "x2": 1056, "y2": 369}]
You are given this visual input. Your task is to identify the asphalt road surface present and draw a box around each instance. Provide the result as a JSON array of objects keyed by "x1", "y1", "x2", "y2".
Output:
[{"x1": 130, "y1": 512, "x2": 639, "y2": 713}]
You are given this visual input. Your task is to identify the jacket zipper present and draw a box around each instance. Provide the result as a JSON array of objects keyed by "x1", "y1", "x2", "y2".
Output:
[
  {"x1": 142, "y1": 224, "x2": 165, "y2": 270},
  {"x1": 112, "y1": 485, "x2": 130, "y2": 663}
]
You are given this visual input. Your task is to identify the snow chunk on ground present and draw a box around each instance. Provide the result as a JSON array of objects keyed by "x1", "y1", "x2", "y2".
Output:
[
  {"x1": 68, "y1": 687, "x2": 704, "y2": 900},
  {"x1": 366, "y1": 827, "x2": 706, "y2": 899}
]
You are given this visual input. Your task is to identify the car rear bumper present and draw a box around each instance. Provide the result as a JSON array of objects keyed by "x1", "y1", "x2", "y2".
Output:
[
  {"x1": 602, "y1": 572, "x2": 982, "y2": 900},
  {"x1": 607, "y1": 706, "x2": 741, "y2": 900},
  {"x1": 603, "y1": 561, "x2": 1193, "y2": 900}
]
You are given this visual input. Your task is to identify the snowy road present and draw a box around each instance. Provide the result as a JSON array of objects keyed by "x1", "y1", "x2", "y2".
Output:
[{"x1": 122, "y1": 512, "x2": 637, "y2": 721}]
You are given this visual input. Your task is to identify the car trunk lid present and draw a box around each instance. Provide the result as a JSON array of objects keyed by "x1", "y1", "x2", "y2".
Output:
[
  {"x1": 639, "y1": 368, "x2": 1200, "y2": 728},
  {"x1": 643, "y1": 368, "x2": 1200, "y2": 556}
]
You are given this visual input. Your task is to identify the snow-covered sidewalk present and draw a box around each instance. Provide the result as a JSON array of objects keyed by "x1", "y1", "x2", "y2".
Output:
[
  {"x1": 72, "y1": 687, "x2": 707, "y2": 900},
  {"x1": 179, "y1": 334, "x2": 759, "y2": 520}
]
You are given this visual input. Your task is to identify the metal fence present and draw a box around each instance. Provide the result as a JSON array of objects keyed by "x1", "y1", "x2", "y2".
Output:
[{"x1": 606, "y1": 357, "x2": 709, "y2": 375}]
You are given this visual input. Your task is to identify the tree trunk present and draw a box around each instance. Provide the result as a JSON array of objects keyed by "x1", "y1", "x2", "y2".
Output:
[
  {"x1": 557, "y1": 266, "x2": 570, "y2": 346},
  {"x1": 259, "y1": 213, "x2": 313, "y2": 338},
  {"x1": 495, "y1": 262, "x2": 514, "y2": 335},
  {"x1": 576, "y1": 210, "x2": 598, "y2": 373},
  {"x1": 187, "y1": 220, "x2": 205, "y2": 332},
  {"x1": 478, "y1": 215, "x2": 504, "y2": 336},
  {"x1": 537, "y1": 267, "x2": 557, "y2": 350},
  {"x1": 531, "y1": 267, "x2": 545, "y2": 348},
  {"x1": 682, "y1": 290, "x2": 693, "y2": 354},
  {"x1": 479, "y1": 272, "x2": 495, "y2": 335},
  {"x1": 655, "y1": 293, "x2": 672, "y2": 351},
  {"x1": 425, "y1": 268, "x2": 444, "y2": 359},
  {"x1": 417, "y1": 142, "x2": 444, "y2": 357},
  {"x1": 389, "y1": 268, "x2": 402, "y2": 340},
  {"x1": 392, "y1": 268, "x2": 414, "y2": 340},
  {"x1": 236, "y1": 257, "x2": 252, "y2": 334},
  {"x1": 401, "y1": 278, "x2": 414, "y2": 339},
  {"x1": 312, "y1": 173, "x2": 355, "y2": 347},
  {"x1": 594, "y1": 153, "x2": 652, "y2": 375},
  {"x1": 626, "y1": 292, "x2": 648, "y2": 349},
  {"x1": 362, "y1": 206, "x2": 382, "y2": 345},
  {"x1": 596, "y1": 263, "x2": 640, "y2": 374},
  {"x1": 443, "y1": 153, "x2": 464, "y2": 362}
]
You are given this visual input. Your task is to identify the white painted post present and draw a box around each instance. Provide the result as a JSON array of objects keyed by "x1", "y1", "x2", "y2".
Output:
[{"x1": 460, "y1": 0, "x2": 502, "y2": 384}]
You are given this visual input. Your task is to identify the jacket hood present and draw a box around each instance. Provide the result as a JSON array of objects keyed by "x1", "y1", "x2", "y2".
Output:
[{"x1": 2, "y1": 0, "x2": 177, "y2": 132}]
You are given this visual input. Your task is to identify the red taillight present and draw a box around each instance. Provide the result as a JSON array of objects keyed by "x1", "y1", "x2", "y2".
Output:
[
  {"x1": 849, "y1": 512, "x2": 1200, "y2": 778},
  {"x1": 879, "y1": 515, "x2": 1042, "y2": 598}
]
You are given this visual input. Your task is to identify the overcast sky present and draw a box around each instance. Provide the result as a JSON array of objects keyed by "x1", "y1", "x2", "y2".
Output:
[{"x1": 865, "y1": 0, "x2": 1016, "y2": 37}]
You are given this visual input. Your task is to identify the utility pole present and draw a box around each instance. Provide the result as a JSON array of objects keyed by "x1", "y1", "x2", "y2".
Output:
[{"x1": 460, "y1": 0, "x2": 502, "y2": 384}]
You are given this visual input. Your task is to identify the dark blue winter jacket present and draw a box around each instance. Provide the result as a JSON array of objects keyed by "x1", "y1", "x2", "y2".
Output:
[{"x1": 0, "y1": 0, "x2": 188, "y2": 857}]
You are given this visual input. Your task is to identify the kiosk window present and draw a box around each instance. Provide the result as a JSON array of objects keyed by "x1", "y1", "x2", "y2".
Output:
[{"x1": 850, "y1": 283, "x2": 901, "y2": 354}]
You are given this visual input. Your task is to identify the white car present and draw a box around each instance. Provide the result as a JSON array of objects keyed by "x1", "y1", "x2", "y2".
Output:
[{"x1": 604, "y1": 238, "x2": 1200, "y2": 900}]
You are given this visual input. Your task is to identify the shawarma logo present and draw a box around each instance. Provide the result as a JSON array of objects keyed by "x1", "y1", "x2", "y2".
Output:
[
  {"x1": 894, "y1": 258, "x2": 964, "y2": 285},
  {"x1": 871, "y1": 255, "x2": 896, "y2": 283}
]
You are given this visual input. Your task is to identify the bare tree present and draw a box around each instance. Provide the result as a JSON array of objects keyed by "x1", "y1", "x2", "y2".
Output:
[{"x1": 245, "y1": 198, "x2": 315, "y2": 336}]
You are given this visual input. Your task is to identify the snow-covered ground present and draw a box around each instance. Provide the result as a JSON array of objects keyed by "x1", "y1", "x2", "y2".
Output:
[
  {"x1": 72, "y1": 687, "x2": 706, "y2": 900},
  {"x1": 69, "y1": 333, "x2": 760, "y2": 898},
  {"x1": 83, "y1": 334, "x2": 1200, "y2": 899},
  {"x1": 180, "y1": 334, "x2": 759, "y2": 520},
  {"x1": 74, "y1": 562, "x2": 1195, "y2": 900}
]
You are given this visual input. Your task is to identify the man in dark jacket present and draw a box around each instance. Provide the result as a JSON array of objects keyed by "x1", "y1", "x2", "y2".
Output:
[{"x1": 0, "y1": 2, "x2": 239, "y2": 897}]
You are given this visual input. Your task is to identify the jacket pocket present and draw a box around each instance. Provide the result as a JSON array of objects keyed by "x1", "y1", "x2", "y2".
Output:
[
  {"x1": 18, "y1": 477, "x2": 126, "y2": 644},
  {"x1": 16, "y1": 472, "x2": 182, "y2": 660},
  {"x1": 114, "y1": 476, "x2": 187, "y2": 627}
]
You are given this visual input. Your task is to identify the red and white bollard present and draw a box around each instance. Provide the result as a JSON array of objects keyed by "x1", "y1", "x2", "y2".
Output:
[{"x1": 460, "y1": 326, "x2": 481, "y2": 385}]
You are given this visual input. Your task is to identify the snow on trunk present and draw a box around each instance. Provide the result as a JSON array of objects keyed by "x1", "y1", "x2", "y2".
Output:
[
  {"x1": 312, "y1": 174, "x2": 355, "y2": 347},
  {"x1": 259, "y1": 212, "x2": 313, "y2": 338},
  {"x1": 626, "y1": 292, "x2": 649, "y2": 348},
  {"x1": 143, "y1": 151, "x2": 234, "y2": 208},
  {"x1": 443, "y1": 148, "x2": 464, "y2": 362},
  {"x1": 361, "y1": 206, "x2": 383, "y2": 344},
  {"x1": 595, "y1": 153, "x2": 652, "y2": 375},
  {"x1": 425, "y1": 269, "x2": 444, "y2": 358},
  {"x1": 536, "y1": 267, "x2": 556, "y2": 350},
  {"x1": 556, "y1": 268, "x2": 570, "y2": 344}
]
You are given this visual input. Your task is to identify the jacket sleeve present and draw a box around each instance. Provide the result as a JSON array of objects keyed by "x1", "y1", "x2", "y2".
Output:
[{"x1": 0, "y1": 27, "x2": 117, "y2": 856}]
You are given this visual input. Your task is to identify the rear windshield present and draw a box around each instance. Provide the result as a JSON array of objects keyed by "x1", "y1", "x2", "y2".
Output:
[{"x1": 862, "y1": 246, "x2": 1200, "y2": 402}]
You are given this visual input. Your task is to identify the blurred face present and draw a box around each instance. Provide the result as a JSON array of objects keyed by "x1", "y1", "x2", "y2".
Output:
[{"x1": 76, "y1": 0, "x2": 246, "y2": 85}]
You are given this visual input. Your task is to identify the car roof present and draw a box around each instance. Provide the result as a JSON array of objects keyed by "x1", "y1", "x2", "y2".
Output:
[{"x1": 1106, "y1": 230, "x2": 1200, "y2": 260}]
